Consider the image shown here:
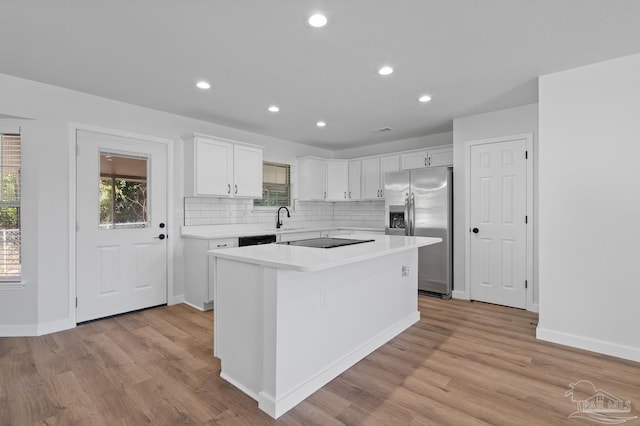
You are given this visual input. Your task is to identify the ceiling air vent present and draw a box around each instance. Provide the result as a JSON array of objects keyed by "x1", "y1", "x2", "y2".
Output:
[{"x1": 371, "y1": 127, "x2": 393, "y2": 133}]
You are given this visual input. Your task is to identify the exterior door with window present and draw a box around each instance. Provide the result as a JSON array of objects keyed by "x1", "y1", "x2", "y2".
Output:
[
  {"x1": 76, "y1": 130, "x2": 167, "y2": 322},
  {"x1": 469, "y1": 138, "x2": 527, "y2": 309}
]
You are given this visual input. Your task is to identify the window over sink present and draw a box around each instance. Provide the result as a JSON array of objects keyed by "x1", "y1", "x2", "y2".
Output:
[{"x1": 254, "y1": 162, "x2": 291, "y2": 208}]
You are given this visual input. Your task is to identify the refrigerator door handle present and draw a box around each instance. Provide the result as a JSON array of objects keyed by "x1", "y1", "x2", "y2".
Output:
[
  {"x1": 404, "y1": 193, "x2": 410, "y2": 236},
  {"x1": 410, "y1": 193, "x2": 416, "y2": 235}
]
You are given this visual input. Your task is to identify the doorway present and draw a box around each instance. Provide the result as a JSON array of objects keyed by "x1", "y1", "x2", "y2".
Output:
[
  {"x1": 467, "y1": 134, "x2": 532, "y2": 309},
  {"x1": 75, "y1": 129, "x2": 169, "y2": 322}
]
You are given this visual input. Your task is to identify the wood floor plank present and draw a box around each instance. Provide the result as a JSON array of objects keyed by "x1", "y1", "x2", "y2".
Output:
[{"x1": 1, "y1": 297, "x2": 639, "y2": 425}]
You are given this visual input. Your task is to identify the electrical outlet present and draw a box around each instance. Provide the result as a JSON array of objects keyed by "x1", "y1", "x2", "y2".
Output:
[
  {"x1": 401, "y1": 266, "x2": 410, "y2": 277},
  {"x1": 320, "y1": 290, "x2": 328, "y2": 307}
]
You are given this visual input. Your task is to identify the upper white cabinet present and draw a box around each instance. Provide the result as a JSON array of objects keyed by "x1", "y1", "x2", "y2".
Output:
[
  {"x1": 297, "y1": 157, "x2": 327, "y2": 200},
  {"x1": 362, "y1": 155, "x2": 399, "y2": 199},
  {"x1": 347, "y1": 160, "x2": 361, "y2": 200},
  {"x1": 326, "y1": 160, "x2": 349, "y2": 201},
  {"x1": 233, "y1": 144, "x2": 263, "y2": 197},
  {"x1": 185, "y1": 135, "x2": 263, "y2": 198},
  {"x1": 401, "y1": 146, "x2": 453, "y2": 170}
]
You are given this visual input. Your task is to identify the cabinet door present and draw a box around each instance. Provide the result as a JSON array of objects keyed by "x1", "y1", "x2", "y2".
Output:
[
  {"x1": 208, "y1": 238, "x2": 238, "y2": 305},
  {"x1": 401, "y1": 151, "x2": 428, "y2": 170},
  {"x1": 326, "y1": 161, "x2": 348, "y2": 201},
  {"x1": 233, "y1": 145, "x2": 263, "y2": 198},
  {"x1": 427, "y1": 148, "x2": 453, "y2": 167},
  {"x1": 380, "y1": 155, "x2": 399, "y2": 198},
  {"x1": 348, "y1": 160, "x2": 361, "y2": 200},
  {"x1": 196, "y1": 138, "x2": 233, "y2": 196},
  {"x1": 309, "y1": 159, "x2": 327, "y2": 200},
  {"x1": 361, "y1": 157, "x2": 381, "y2": 199}
]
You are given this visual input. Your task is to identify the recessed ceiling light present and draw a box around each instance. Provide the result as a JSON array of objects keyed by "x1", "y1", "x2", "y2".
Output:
[
  {"x1": 418, "y1": 95, "x2": 432, "y2": 103},
  {"x1": 268, "y1": 105, "x2": 280, "y2": 113},
  {"x1": 308, "y1": 13, "x2": 328, "y2": 28},
  {"x1": 316, "y1": 121, "x2": 327, "y2": 128},
  {"x1": 378, "y1": 66, "x2": 394, "y2": 76},
  {"x1": 196, "y1": 81, "x2": 211, "y2": 90}
]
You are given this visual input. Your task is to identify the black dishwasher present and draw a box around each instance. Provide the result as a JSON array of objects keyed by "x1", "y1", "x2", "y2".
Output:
[{"x1": 238, "y1": 234, "x2": 277, "y2": 247}]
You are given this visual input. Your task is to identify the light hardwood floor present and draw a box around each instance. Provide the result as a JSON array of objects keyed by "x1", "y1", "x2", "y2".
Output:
[{"x1": 1, "y1": 296, "x2": 639, "y2": 425}]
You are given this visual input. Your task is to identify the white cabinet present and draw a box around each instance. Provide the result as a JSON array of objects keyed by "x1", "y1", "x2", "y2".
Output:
[
  {"x1": 348, "y1": 160, "x2": 361, "y2": 200},
  {"x1": 185, "y1": 135, "x2": 263, "y2": 198},
  {"x1": 233, "y1": 145, "x2": 263, "y2": 197},
  {"x1": 326, "y1": 160, "x2": 349, "y2": 201},
  {"x1": 184, "y1": 237, "x2": 238, "y2": 311},
  {"x1": 362, "y1": 155, "x2": 399, "y2": 199},
  {"x1": 297, "y1": 157, "x2": 327, "y2": 200},
  {"x1": 401, "y1": 146, "x2": 453, "y2": 170}
]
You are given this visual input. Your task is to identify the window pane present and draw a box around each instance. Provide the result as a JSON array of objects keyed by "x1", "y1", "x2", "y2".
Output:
[
  {"x1": 99, "y1": 153, "x2": 148, "y2": 229},
  {"x1": 255, "y1": 162, "x2": 291, "y2": 207},
  {"x1": 0, "y1": 207, "x2": 20, "y2": 279}
]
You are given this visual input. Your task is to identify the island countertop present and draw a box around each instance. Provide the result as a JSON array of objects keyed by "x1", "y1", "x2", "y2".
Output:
[{"x1": 208, "y1": 234, "x2": 441, "y2": 272}]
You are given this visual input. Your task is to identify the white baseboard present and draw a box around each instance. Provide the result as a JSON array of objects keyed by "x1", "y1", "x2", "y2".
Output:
[
  {"x1": 37, "y1": 318, "x2": 75, "y2": 336},
  {"x1": 537, "y1": 327, "x2": 640, "y2": 363},
  {"x1": 168, "y1": 295, "x2": 185, "y2": 306},
  {"x1": 0, "y1": 323, "x2": 37, "y2": 336},
  {"x1": 452, "y1": 290, "x2": 469, "y2": 300},
  {"x1": 256, "y1": 311, "x2": 420, "y2": 419},
  {"x1": 181, "y1": 300, "x2": 213, "y2": 312}
]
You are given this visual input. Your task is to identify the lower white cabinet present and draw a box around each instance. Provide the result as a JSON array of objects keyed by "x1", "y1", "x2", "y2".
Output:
[{"x1": 184, "y1": 237, "x2": 238, "y2": 311}]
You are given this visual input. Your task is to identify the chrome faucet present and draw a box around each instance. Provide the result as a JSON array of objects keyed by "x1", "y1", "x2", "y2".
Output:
[{"x1": 276, "y1": 206, "x2": 290, "y2": 229}]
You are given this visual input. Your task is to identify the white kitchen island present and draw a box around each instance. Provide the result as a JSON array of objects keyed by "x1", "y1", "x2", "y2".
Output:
[{"x1": 209, "y1": 234, "x2": 441, "y2": 418}]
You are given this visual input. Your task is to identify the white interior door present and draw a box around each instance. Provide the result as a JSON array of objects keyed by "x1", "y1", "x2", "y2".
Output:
[
  {"x1": 76, "y1": 130, "x2": 168, "y2": 322},
  {"x1": 470, "y1": 138, "x2": 527, "y2": 308}
]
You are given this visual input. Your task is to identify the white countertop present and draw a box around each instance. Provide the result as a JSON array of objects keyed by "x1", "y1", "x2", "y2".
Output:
[
  {"x1": 181, "y1": 224, "x2": 383, "y2": 239},
  {"x1": 208, "y1": 234, "x2": 441, "y2": 272}
]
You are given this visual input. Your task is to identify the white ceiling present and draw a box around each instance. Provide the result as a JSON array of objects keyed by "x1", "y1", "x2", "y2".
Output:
[{"x1": 1, "y1": 1, "x2": 640, "y2": 150}]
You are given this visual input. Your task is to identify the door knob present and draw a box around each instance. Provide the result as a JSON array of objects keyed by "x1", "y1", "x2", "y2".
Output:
[
  {"x1": 159, "y1": 223, "x2": 165, "y2": 229},
  {"x1": 472, "y1": 228, "x2": 479, "y2": 234},
  {"x1": 155, "y1": 234, "x2": 166, "y2": 240}
]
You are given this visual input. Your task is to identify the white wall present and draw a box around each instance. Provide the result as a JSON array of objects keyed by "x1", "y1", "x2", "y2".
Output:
[
  {"x1": 333, "y1": 132, "x2": 452, "y2": 159},
  {"x1": 537, "y1": 54, "x2": 640, "y2": 362},
  {"x1": 452, "y1": 104, "x2": 539, "y2": 303},
  {"x1": 0, "y1": 73, "x2": 332, "y2": 334}
]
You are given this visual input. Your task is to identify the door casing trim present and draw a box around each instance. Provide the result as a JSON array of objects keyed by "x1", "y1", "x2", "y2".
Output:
[
  {"x1": 69, "y1": 123, "x2": 175, "y2": 326},
  {"x1": 463, "y1": 133, "x2": 536, "y2": 311}
]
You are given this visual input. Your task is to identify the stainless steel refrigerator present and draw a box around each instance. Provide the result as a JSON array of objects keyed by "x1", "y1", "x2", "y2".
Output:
[{"x1": 385, "y1": 166, "x2": 452, "y2": 298}]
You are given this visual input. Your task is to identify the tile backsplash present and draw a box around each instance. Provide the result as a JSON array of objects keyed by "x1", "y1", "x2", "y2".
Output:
[{"x1": 184, "y1": 198, "x2": 384, "y2": 227}]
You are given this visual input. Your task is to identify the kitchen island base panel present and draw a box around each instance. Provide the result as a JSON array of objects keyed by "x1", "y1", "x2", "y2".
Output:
[
  {"x1": 215, "y1": 249, "x2": 419, "y2": 419},
  {"x1": 256, "y1": 311, "x2": 419, "y2": 418}
]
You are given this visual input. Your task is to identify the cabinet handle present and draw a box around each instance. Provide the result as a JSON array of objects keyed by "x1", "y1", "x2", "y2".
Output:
[
  {"x1": 324, "y1": 191, "x2": 326, "y2": 199},
  {"x1": 234, "y1": 184, "x2": 238, "y2": 194},
  {"x1": 428, "y1": 156, "x2": 431, "y2": 166},
  {"x1": 344, "y1": 191, "x2": 346, "y2": 199},
  {"x1": 227, "y1": 184, "x2": 231, "y2": 194},
  {"x1": 349, "y1": 191, "x2": 351, "y2": 199},
  {"x1": 216, "y1": 244, "x2": 228, "y2": 248},
  {"x1": 425, "y1": 157, "x2": 427, "y2": 167}
]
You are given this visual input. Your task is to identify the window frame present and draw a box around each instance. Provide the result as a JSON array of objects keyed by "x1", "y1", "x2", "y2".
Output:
[
  {"x1": 253, "y1": 161, "x2": 293, "y2": 210},
  {"x1": 0, "y1": 127, "x2": 22, "y2": 284}
]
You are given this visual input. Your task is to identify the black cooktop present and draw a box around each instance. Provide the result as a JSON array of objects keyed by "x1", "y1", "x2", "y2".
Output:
[{"x1": 277, "y1": 237, "x2": 375, "y2": 249}]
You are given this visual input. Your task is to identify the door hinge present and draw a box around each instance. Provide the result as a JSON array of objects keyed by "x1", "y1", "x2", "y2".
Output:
[
  {"x1": 525, "y1": 280, "x2": 528, "y2": 289},
  {"x1": 525, "y1": 150, "x2": 528, "y2": 159},
  {"x1": 525, "y1": 215, "x2": 528, "y2": 224},
  {"x1": 75, "y1": 297, "x2": 78, "y2": 307}
]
